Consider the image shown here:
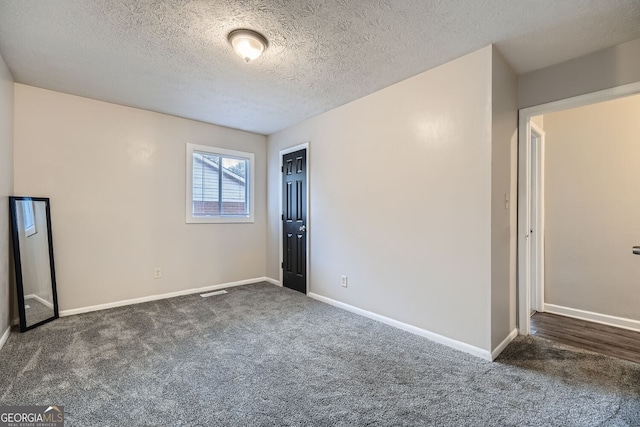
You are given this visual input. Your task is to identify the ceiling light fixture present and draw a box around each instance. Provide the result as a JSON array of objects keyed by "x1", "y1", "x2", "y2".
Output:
[{"x1": 228, "y1": 29, "x2": 268, "y2": 63}]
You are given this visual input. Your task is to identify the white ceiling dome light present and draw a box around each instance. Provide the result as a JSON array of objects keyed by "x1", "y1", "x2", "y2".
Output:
[{"x1": 228, "y1": 29, "x2": 268, "y2": 63}]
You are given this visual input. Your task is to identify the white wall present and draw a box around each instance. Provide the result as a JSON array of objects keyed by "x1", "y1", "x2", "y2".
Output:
[
  {"x1": 490, "y1": 47, "x2": 518, "y2": 349},
  {"x1": 0, "y1": 52, "x2": 13, "y2": 337},
  {"x1": 519, "y1": 38, "x2": 640, "y2": 109},
  {"x1": 268, "y1": 47, "x2": 495, "y2": 351},
  {"x1": 544, "y1": 94, "x2": 640, "y2": 321},
  {"x1": 13, "y1": 85, "x2": 267, "y2": 311}
]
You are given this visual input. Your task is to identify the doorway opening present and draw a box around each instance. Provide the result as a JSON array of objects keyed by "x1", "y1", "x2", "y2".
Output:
[
  {"x1": 518, "y1": 81, "x2": 640, "y2": 336},
  {"x1": 279, "y1": 143, "x2": 309, "y2": 294}
]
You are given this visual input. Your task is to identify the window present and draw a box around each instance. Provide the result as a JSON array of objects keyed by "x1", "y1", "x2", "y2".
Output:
[
  {"x1": 22, "y1": 199, "x2": 37, "y2": 237},
  {"x1": 186, "y1": 143, "x2": 255, "y2": 223}
]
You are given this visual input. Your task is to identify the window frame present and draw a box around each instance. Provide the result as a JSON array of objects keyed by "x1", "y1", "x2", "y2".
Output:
[
  {"x1": 185, "y1": 143, "x2": 255, "y2": 224},
  {"x1": 23, "y1": 199, "x2": 37, "y2": 237}
]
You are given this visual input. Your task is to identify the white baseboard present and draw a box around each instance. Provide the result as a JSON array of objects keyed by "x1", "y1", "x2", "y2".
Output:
[
  {"x1": 263, "y1": 277, "x2": 281, "y2": 286},
  {"x1": 544, "y1": 303, "x2": 640, "y2": 333},
  {"x1": 60, "y1": 277, "x2": 275, "y2": 317},
  {"x1": 491, "y1": 328, "x2": 518, "y2": 360},
  {"x1": 308, "y1": 292, "x2": 492, "y2": 361},
  {"x1": 0, "y1": 325, "x2": 10, "y2": 351},
  {"x1": 24, "y1": 294, "x2": 54, "y2": 309}
]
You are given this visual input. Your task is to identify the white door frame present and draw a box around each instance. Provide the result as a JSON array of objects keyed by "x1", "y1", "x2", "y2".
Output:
[
  {"x1": 517, "y1": 81, "x2": 640, "y2": 335},
  {"x1": 529, "y1": 122, "x2": 545, "y2": 314},
  {"x1": 278, "y1": 142, "x2": 310, "y2": 293}
]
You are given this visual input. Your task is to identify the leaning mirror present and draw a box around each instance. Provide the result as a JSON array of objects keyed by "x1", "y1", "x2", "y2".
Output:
[{"x1": 9, "y1": 196, "x2": 59, "y2": 332}]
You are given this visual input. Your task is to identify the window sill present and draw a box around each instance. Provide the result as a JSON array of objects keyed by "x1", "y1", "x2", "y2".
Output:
[{"x1": 186, "y1": 216, "x2": 254, "y2": 224}]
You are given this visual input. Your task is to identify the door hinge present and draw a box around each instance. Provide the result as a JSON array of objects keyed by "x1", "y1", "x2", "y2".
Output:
[
  {"x1": 281, "y1": 262, "x2": 284, "y2": 268},
  {"x1": 281, "y1": 166, "x2": 284, "y2": 173},
  {"x1": 281, "y1": 214, "x2": 284, "y2": 220}
]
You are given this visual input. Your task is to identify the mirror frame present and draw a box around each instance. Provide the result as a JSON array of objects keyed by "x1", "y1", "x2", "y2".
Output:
[{"x1": 9, "y1": 196, "x2": 60, "y2": 332}]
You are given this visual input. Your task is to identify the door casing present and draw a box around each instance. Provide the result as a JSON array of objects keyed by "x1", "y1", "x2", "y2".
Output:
[
  {"x1": 279, "y1": 142, "x2": 310, "y2": 293},
  {"x1": 529, "y1": 122, "x2": 545, "y2": 315}
]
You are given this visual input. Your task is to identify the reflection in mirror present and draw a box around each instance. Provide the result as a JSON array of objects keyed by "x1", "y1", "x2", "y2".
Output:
[{"x1": 9, "y1": 197, "x2": 59, "y2": 332}]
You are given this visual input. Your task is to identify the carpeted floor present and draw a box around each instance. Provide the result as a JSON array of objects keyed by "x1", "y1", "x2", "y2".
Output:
[
  {"x1": 24, "y1": 296, "x2": 55, "y2": 326},
  {"x1": 1, "y1": 282, "x2": 639, "y2": 426}
]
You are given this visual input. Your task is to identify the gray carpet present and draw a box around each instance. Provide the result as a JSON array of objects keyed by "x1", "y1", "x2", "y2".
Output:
[
  {"x1": 23, "y1": 296, "x2": 55, "y2": 326},
  {"x1": 0, "y1": 282, "x2": 639, "y2": 426}
]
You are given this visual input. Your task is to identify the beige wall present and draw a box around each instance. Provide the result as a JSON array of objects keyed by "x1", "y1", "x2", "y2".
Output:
[
  {"x1": 13, "y1": 85, "x2": 267, "y2": 311},
  {"x1": 544, "y1": 94, "x2": 640, "y2": 320},
  {"x1": 519, "y1": 38, "x2": 640, "y2": 109},
  {"x1": 531, "y1": 115, "x2": 544, "y2": 129},
  {"x1": 490, "y1": 47, "x2": 518, "y2": 349},
  {"x1": 0, "y1": 52, "x2": 13, "y2": 336},
  {"x1": 268, "y1": 47, "x2": 496, "y2": 351}
]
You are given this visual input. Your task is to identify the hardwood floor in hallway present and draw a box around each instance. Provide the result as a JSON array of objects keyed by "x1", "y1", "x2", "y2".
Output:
[{"x1": 530, "y1": 312, "x2": 640, "y2": 365}]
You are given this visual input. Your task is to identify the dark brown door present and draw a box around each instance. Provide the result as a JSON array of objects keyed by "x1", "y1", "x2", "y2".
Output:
[{"x1": 282, "y1": 149, "x2": 307, "y2": 293}]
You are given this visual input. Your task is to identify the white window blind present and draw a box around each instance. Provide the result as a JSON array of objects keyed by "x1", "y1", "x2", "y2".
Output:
[{"x1": 186, "y1": 144, "x2": 254, "y2": 223}]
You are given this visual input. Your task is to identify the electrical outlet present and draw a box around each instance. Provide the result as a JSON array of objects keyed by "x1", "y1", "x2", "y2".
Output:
[
  {"x1": 341, "y1": 275, "x2": 348, "y2": 288},
  {"x1": 154, "y1": 268, "x2": 162, "y2": 279}
]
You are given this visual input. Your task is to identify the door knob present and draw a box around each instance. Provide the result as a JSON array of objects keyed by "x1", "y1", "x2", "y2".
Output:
[
  {"x1": 299, "y1": 225, "x2": 306, "y2": 232},
  {"x1": 633, "y1": 246, "x2": 640, "y2": 255}
]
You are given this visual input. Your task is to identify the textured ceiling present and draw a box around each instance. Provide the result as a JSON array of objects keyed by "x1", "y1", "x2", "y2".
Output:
[{"x1": 0, "y1": 1, "x2": 639, "y2": 135}]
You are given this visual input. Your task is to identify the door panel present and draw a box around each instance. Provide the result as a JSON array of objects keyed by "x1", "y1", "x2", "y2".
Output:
[{"x1": 282, "y1": 149, "x2": 307, "y2": 293}]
